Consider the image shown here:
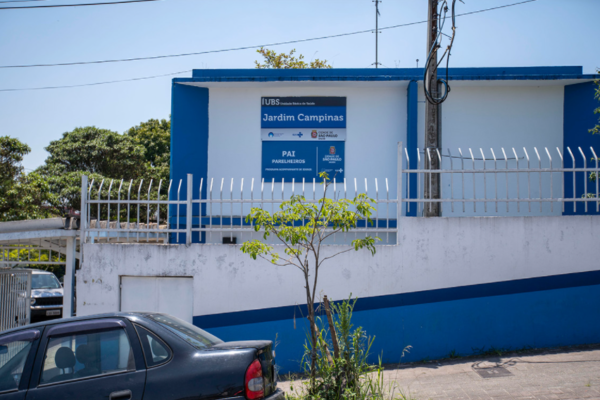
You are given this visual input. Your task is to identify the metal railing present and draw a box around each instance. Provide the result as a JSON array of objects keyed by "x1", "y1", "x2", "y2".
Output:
[
  {"x1": 0, "y1": 269, "x2": 31, "y2": 332},
  {"x1": 0, "y1": 241, "x2": 68, "y2": 266},
  {"x1": 79, "y1": 143, "x2": 600, "y2": 245},
  {"x1": 402, "y1": 145, "x2": 600, "y2": 216},
  {"x1": 80, "y1": 174, "x2": 400, "y2": 246}
]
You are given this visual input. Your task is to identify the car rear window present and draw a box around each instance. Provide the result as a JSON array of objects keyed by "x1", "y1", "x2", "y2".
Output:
[{"x1": 147, "y1": 314, "x2": 222, "y2": 349}]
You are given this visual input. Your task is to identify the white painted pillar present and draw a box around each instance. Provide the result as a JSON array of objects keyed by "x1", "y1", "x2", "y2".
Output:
[
  {"x1": 63, "y1": 236, "x2": 77, "y2": 318},
  {"x1": 80, "y1": 175, "x2": 88, "y2": 248},
  {"x1": 186, "y1": 174, "x2": 193, "y2": 245},
  {"x1": 397, "y1": 142, "x2": 403, "y2": 245}
]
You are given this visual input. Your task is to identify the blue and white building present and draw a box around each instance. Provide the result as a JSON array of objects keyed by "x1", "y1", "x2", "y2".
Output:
[{"x1": 77, "y1": 66, "x2": 600, "y2": 373}]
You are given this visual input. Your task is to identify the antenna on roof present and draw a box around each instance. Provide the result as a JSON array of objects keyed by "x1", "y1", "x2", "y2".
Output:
[{"x1": 372, "y1": 0, "x2": 382, "y2": 68}]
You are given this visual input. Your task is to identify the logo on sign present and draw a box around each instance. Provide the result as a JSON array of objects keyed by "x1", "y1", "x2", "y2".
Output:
[
  {"x1": 329, "y1": 146, "x2": 336, "y2": 155},
  {"x1": 293, "y1": 132, "x2": 304, "y2": 138},
  {"x1": 268, "y1": 132, "x2": 274, "y2": 137},
  {"x1": 311, "y1": 130, "x2": 318, "y2": 138},
  {"x1": 262, "y1": 98, "x2": 280, "y2": 106}
]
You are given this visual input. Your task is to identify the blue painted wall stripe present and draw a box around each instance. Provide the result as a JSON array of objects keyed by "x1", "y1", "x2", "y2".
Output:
[
  {"x1": 194, "y1": 269, "x2": 600, "y2": 329},
  {"x1": 170, "y1": 84, "x2": 209, "y2": 243},
  {"x1": 170, "y1": 217, "x2": 397, "y2": 228},
  {"x1": 207, "y1": 284, "x2": 600, "y2": 373},
  {"x1": 189, "y1": 66, "x2": 584, "y2": 79}
]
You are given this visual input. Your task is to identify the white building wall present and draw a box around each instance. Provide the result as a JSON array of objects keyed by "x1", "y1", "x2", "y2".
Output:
[
  {"x1": 78, "y1": 215, "x2": 600, "y2": 318},
  {"x1": 206, "y1": 86, "x2": 406, "y2": 217},
  {"x1": 416, "y1": 84, "x2": 565, "y2": 217},
  {"x1": 417, "y1": 84, "x2": 565, "y2": 150}
]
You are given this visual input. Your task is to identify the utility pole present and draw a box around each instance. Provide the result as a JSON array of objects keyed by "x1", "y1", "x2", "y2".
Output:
[
  {"x1": 424, "y1": 0, "x2": 441, "y2": 216},
  {"x1": 373, "y1": 0, "x2": 381, "y2": 68}
]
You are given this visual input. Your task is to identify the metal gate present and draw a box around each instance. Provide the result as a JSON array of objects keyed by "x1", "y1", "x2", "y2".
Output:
[{"x1": 0, "y1": 269, "x2": 32, "y2": 332}]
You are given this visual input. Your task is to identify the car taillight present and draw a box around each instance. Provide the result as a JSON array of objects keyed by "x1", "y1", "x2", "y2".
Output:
[{"x1": 245, "y1": 359, "x2": 264, "y2": 400}]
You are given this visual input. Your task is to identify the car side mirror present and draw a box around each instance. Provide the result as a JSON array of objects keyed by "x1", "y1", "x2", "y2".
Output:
[{"x1": 0, "y1": 345, "x2": 7, "y2": 355}]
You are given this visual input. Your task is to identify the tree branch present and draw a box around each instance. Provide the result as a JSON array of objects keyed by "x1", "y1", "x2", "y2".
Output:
[
  {"x1": 321, "y1": 227, "x2": 344, "y2": 241},
  {"x1": 318, "y1": 247, "x2": 354, "y2": 267},
  {"x1": 269, "y1": 226, "x2": 307, "y2": 271},
  {"x1": 258, "y1": 254, "x2": 303, "y2": 272}
]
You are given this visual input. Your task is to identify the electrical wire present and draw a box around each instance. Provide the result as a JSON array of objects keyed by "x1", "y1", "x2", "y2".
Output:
[
  {"x1": 2, "y1": 26, "x2": 420, "y2": 69},
  {"x1": 0, "y1": 0, "x2": 537, "y2": 69},
  {"x1": 0, "y1": 0, "x2": 47, "y2": 3},
  {"x1": 0, "y1": 69, "x2": 191, "y2": 92},
  {"x1": 0, "y1": 0, "x2": 538, "y2": 92},
  {"x1": 423, "y1": 0, "x2": 457, "y2": 105},
  {"x1": 0, "y1": 0, "x2": 160, "y2": 9}
]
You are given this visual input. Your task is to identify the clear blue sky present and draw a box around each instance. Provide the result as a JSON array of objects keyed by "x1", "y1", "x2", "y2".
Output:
[{"x1": 0, "y1": 0, "x2": 598, "y2": 171}]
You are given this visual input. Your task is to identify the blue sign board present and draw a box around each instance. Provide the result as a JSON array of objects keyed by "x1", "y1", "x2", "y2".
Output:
[
  {"x1": 262, "y1": 141, "x2": 345, "y2": 181},
  {"x1": 261, "y1": 97, "x2": 346, "y2": 181}
]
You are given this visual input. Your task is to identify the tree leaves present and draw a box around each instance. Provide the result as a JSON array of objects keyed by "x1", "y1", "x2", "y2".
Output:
[
  {"x1": 240, "y1": 173, "x2": 380, "y2": 270},
  {"x1": 0, "y1": 172, "x2": 57, "y2": 221},
  {"x1": 590, "y1": 69, "x2": 600, "y2": 135},
  {"x1": 2, "y1": 118, "x2": 171, "y2": 221},
  {"x1": 39, "y1": 126, "x2": 147, "y2": 178},
  {"x1": 0, "y1": 137, "x2": 57, "y2": 221},
  {"x1": 254, "y1": 47, "x2": 332, "y2": 69},
  {"x1": 126, "y1": 118, "x2": 171, "y2": 173},
  {"x1": 0, "y1": 136, "x2": 30, "y2": 187},
  {"x1": 37, "y1": 120, "x2": 170, "y2": 215}
]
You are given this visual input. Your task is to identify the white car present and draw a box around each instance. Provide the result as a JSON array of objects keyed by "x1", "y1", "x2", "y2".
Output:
[{"x1": 29, "y1": 269, "x2": 63, "y2": 321}]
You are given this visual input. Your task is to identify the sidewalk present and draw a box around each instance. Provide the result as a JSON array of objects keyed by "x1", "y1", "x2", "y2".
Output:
[{"x1": 278, "y1": 345, "x2": 600, "y2": 399}]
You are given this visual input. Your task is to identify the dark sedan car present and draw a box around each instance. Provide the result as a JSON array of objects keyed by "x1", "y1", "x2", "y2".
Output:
[{"x1": 0, "y1": 312, "x2": 283, "y2": 400}]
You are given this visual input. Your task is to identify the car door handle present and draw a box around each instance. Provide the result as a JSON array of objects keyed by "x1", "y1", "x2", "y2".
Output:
[{"x1": 109, "y1": 390, "x2": 132, "y2": 400}]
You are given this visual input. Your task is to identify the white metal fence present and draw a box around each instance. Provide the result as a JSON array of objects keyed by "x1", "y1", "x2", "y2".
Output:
[
  {"x1": 80, "y1": 175, "x2": 399, "y2": 246},
  {"x1": 79, "y1": 144, "x2": 600, "y2": 246},
  {"x1": 0, "y1": 269, "x2": 31, "y2": 332},
  {"x1": 402, "y1": 145, "x2": 600, "y2": 217}
]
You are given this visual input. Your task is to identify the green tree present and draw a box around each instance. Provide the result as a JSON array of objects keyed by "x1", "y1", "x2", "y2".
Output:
[
  {"x1": 240, "y1": 173, "x2": 378, "y2": 392},
  {"x1": 36, "y1": 122, "x2": 171, "y2": 215},
  {"x1": 2, "y1": 119, "x2": 171, "y2": 221},
  {"x1": 2, "y1": 171, "x2": 57, "y2": 221},
  {"x1": 590, "y1": 69, "x2": 600, "y2": 136},
  {"x1": 0, "y1": 136, "x2": 56, "y2": 221},
  {"x1": 39, "y1": 126, "x2": 146, "y2": 178},
  {"x1": 588, "y1": 71, "x2": 600, "y2": 187},
  {"x1": 1, "y1": 136, "x2": 30, "y2": 186},
  {"x1": 126, "y1": 118, "x2": 171, "y2": 182},
  {"x1": 255, "y1": 48, "x2": 332, "y2": 69},
  {"x1": 36, "y1": 126, "x2": 145, "y2": 214}
]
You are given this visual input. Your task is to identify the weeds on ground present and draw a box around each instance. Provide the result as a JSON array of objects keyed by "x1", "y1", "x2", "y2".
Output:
[
  {"x1": 284, "y1": 295, "x2": 414, "y2": 400},
  {"x1": 447, "y1": 349, "x2": 460, "y2": 359}
]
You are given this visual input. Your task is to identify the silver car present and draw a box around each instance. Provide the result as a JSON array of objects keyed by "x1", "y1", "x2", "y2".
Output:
[{"x1": 29, "y1": 270, "x2": 63, "y2": 321}]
